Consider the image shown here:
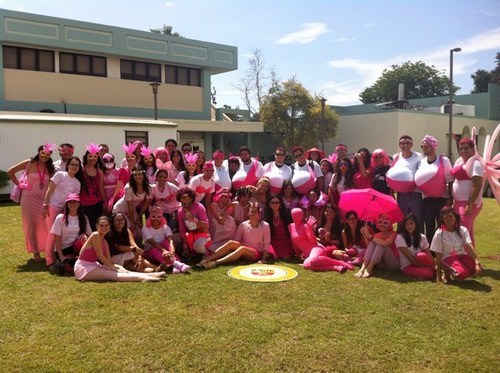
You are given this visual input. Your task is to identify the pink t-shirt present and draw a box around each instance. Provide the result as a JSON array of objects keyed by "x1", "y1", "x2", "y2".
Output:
[{"x1": 234, "y1": 220, "x2": 271, "y2": 253}]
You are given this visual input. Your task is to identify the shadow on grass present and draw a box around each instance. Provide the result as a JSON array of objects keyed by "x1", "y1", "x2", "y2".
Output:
[
  {"x1": 16, "y1": 259, "x2": 48, "y2": 273},
  {"x1": 446, "y1": 279, "x2": 492, "y2": 292},
  {"x1": 479, "y1": 268, "x2": 500, "y2": 281}
]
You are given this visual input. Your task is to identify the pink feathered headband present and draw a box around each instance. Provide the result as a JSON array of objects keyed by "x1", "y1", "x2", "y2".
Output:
[
  {"x1": 184, "y1": 152, "x2": 198, "y2": 164},
  {"x1": 85, "y1": 143, "x2": 102, "y2": 155},
  {"x1": 43, "y1": 143, "x2": 57, "y2": 153},
  {"x1": 122, "y1": 143, "x2": 136, "y2": 155}
]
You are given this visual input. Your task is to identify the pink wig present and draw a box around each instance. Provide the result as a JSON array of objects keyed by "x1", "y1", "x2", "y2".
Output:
[
  {"x1": 371, "y1": 148, "x2": 390, "y2": 169},
  {"x1": 155, "y1": 147, "x2": 170, "y2": 161}
]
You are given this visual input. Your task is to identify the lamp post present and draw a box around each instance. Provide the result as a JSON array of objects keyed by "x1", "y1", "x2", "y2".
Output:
[
  {"x1": 320, "y1": 98, "x2": 327, "y2": 152},
  {"x1": 448, "y1": 47, "x2": 461, "y2": 160},
  {"x1": 150, "y1": 81, "x2": 160, "y2": 120}
]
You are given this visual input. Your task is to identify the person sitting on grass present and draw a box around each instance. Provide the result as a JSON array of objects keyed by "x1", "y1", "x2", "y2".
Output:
[
  {"x1": 141, "y1": 205, "x2": 190, "y2": 274},
  {"x1": 341, "y1": 210, "x2": 372, "y2": 266},
  {"x1": 74, "y1": 216, "x2": 166, "y2": 282},
  {"x1": 50, "y1": 193, "x2": 92, "y2": 275},
  {"x1": 355, "y1": 213, "x2": 399, "y2": 279},
  {"x1": 289, "y1": 208, "x2": 353, "y2": 273},
  {"x1": 199, "y1": 203, "x2": 272, "y2": 269},
  {"x1": 395, "y1": 213, "x2": 435, "y2": 281},
  {"x1": 430, "y1": 206, "x2": 483, "y2": 283}
]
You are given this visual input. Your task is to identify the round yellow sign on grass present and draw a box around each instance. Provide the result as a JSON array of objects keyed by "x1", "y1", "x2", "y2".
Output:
[{"x1": 228, "y1": 264, "x2": 298, "y2": 282}]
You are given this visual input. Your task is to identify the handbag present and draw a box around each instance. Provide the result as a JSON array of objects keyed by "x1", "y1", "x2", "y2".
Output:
[{"x1": 10, "y1": 162, "x2": 30, "y2": 203}]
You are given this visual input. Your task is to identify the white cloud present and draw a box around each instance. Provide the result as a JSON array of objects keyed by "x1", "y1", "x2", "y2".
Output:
[
  {"x1": 332, "y1": 37, "x2": 358, "y2": 43},
  {"x1": 164, "y1": 2, "x2": 174, "y2": 7},
  {"x1": 277, "y1": 23, "x2": 329, "y2": 44},
  {"x1": 324, "y1": 27, "x2": 500, "y2": 105}
]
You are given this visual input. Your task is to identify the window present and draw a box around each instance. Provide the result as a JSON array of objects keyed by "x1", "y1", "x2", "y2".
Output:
[
  {"x1": 125, "y1": 131, "x2": 149, "y2": 147},
  {"x1": 120, "y1": 59, "x2": 161, "y2": 82},
  {"x1": 3, "y1": 45, "x2": 54, "y2": 72},
  {"x1": 165, "y1": 65, "x2": 201, "y2": 86},
  {"x1": 59, "y1": 52, "x2": 107, "y2": 77}
]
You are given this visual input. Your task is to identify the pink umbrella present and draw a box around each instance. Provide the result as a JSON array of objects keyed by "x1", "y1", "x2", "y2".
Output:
[{"x1": 338, "y1": 188, "x2": 404, "y2": 223}]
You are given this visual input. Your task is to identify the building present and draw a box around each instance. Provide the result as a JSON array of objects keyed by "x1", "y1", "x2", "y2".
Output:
[
  {"x1": 330, "y1": 84, "x2": 500, "y2": 160},
  {"x1": 0, "y1": 7, "x2": 264, "y2": 174}
]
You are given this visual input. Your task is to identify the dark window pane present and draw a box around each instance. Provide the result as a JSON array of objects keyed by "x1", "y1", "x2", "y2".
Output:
[
  {"x1": 189, "y1": 68, "x2": 201, "y2": 86},
  {"x1": 93, "y1": 57, "x2": 106, "y2": 76},
  {"x1": 20, "y1": 49, "x2": 36, "y2": 70},
  {"x1": 148, "y1": 63, "x2": 161, "y2": 82},
  {"x1": 177, "y1": 67, "x2": 188, "y2": 85},
  {"x1": 76, "y1": 55, "x2": 90, "y2": 74},
  {"x1": 3, "y1": 46, "x2": 17, "y2": 69},
  {"x1": 39, "y1": 50, "x2": 54, "y2": 72},
  {"x1": 165, "y1": 65, "x2": 176, "y2": 84},
  {"x1": 59, "y1": 53, "x2": 73, "y2": 72}
]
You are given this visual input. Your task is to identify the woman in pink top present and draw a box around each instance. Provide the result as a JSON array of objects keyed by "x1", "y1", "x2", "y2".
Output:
[
  {"x1": 352, "y1": 147, "x2": 372, "y2": 189},
  {"x1": 199, "y1": 203, "x2": 272, "y2": 268},
  {"x1": 80, "y1": 144, "x2": 106, "y2": 230},
  {"x1": 7, "y1": 143, "x2": 56, "y2": 261},
  {"x1": 74, "y1": 216, "x2": 165, "y2": 282}
]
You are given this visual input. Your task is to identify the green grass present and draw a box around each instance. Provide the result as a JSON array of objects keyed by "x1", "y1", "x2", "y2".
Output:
[{"x1": 0, "y1": 200, "x2": 499, "y2": 372}]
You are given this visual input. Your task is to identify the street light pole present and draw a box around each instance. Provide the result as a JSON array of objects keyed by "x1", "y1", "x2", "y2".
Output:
[
  {"x1": 448, "y1": 47, "x2": 461, "y2": 161},
  {"x1": 150, "y1": 81, "x2": 160, "y2": 120},
  {"x1": 320, "y1": 98, "x2": 327, "y2": 152}
]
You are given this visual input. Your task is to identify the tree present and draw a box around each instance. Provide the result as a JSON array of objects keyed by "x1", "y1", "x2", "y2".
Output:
[
  {"x1": 235, "y1": 49, "x2": 272, "y2": 118},
  {"x1": 359, "y1": 61, "x2": 457, "y2": 103},
  {"x1": 471, "y1": 52, "x2": 500, "y2": 93},
  {"x1": 150, "y1": 25, "x2": 181, "y2": 37},
  {"x1": 260, "y1": 78, "x2": 339, "y2": 150}
]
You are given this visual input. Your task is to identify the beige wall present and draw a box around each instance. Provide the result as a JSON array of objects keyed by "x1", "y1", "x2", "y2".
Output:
[
  {"x1": 330, "y1": 111, "x2": 499, "y2": 160},
  {"x1": 3, "y1": 69, "x2": 203, "y2": 111}
]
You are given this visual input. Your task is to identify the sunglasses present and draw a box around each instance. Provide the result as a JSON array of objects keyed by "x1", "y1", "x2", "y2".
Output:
[
  {"x1": 275, "y1": 153, "x2": 285, "y2": 157},
  {"x1": 339, "y1": 162, "x2": 349, "y2": 167},
  {"x1": 294, "y1": 153, "x2": 303, "y2": 158},
  {"x1": 270, "y1": 200, "x2": 280, "y2": 205},
  {"x1": 103, "y1": 159, "x2": 114, "y2": 163}
]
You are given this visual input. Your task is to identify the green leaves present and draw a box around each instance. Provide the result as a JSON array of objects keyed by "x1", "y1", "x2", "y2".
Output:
[{"x1": 359, "y1": 61, "x2": 457, "y2": 103}]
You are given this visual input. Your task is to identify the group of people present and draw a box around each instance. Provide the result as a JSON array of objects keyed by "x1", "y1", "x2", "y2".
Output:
[{"x1": 7, "y1": 133, "x2": 493, "y2": 283}]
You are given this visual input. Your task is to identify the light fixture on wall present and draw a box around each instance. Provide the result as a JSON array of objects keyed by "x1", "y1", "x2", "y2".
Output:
[{"x1": 150, "y1": 81, "x2": 160, "y2": 120}]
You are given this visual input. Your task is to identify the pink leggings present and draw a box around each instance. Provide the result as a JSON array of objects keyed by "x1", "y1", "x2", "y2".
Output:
[
  {"x1": 143, "y1": 240, "x2": 177, "y2": 266},
  {"x1": 442, "y1": 254, "x2": 476, "y2": 280},
  {"x1": 454, "y1": 201, "x2": 482, "y2": 247},
  {"x1": 401, "y1": 252, "x2": 435, "y2": 280},
  {"x1": 364, "y1": 242, "x2": 399, "y2": 271},
  {"x1": 303, "y1": 246, "x2": 353, "y2": 272}
]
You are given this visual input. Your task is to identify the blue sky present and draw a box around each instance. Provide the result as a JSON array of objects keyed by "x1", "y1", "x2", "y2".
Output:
[{"x1": 3, "y1": 0, "x2": 500, "y2": 108}]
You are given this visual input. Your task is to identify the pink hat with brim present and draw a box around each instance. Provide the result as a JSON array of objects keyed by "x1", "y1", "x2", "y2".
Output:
[{"x1": 66, "y1": 193, "x2": 80, "y2": 202}]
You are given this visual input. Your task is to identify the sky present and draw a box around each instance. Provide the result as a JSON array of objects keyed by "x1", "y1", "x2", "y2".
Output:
[{"x1": 3, "y1": 0, "x2": 500, "y2": 108}]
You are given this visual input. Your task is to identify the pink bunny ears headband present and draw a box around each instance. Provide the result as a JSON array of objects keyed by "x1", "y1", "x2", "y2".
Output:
[{"x1": 85, "y1": 143, "x2": 102, "y2": 155}]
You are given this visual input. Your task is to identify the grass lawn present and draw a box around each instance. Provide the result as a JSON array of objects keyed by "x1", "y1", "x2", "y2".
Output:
[{"x1": 0, "y1": 200, "x2": 498, "y2": 372}]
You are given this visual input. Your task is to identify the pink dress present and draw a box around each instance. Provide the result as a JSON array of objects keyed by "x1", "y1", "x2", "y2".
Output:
[
  {"x1": 20, "y1": 171, "x2": 50, "y2": 254},
  {"x1": 74, "y1": 239, "x2": 110, "y2": 280},
  {"x1": 270, "y1": 218, "x2": 293, "y2": 258}
]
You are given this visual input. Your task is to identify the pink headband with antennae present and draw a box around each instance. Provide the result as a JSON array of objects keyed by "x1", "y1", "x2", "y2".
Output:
[
  {"x1": 122, "y1": 143, "x2": 136, "y2": 155},
  {"x1": 140, "y1": 146, "x2": 154, "y2": 158},
  {"x1": 184, "y1": 152, "x2": 198, "y2": 164},
  {"x1": 86, "y1": 143, "x2": 102, "y2": 155},
  {"x1": 43, "y1": 143, "x2": 57, "y2": 153}
]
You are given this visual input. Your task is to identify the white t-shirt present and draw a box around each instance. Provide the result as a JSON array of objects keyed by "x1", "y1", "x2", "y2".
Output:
[
  {"x1": 142, "y1": 224, "x2": 173, "y2": 251},
  {"x1": 49, "y1": 172, "x2": 81, "y2": 210},
  {"x1": 293, "y1": 160, "x2": 323, "y2": 178},
  {"x1": 395, "y1": 233, "x2": 429, "y2": 269},
  {"x1": 241, "y1": 158, "x2": 264, "y2": 179},
  {"x1": 50, "y1": 214, "x2": 91, "y2": 249},
  {"x1": 263, "y1": 162, "x2": 293, "y2": 181},
  {"x1": 214, "y1": 163, "x2": 232, "y2": 189},
  {"x1": 151, "y1": 183, "x2": 181, "y2": 213},
  {"x1": 452, "y1": 160, "x2": 484, "y2": 202},
  {"x1": 188, "y1": 174, "x2": 215, "y2": 202},
  {"x1": 430, "y1": 226, "x2": 472, "y2": 260}
]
